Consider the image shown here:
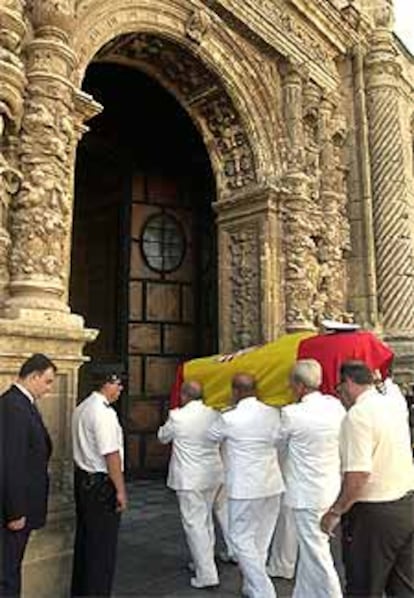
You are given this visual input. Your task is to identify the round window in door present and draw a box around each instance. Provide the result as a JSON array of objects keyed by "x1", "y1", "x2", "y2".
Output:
[{"x1": 141, "y1": 213, "x2": 186, "y2": 273}]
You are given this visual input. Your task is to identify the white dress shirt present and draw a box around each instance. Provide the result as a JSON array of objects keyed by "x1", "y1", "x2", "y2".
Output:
[
  {"x1": 340, "y1": 387, "x2": 414, "y2": 501},
  {"x1": 280, "y1": 391, "x2": 346, "y2": 510},
  {"x1": 158, "y1": 400, "x2": 224, "y2": 491},
  {"x1": 72, "y1": 391, "x2": 124, "y2": 473},
  {"x1": 208, "y1": 396, "x2": 284, "y2": 500},
  {"x1": 14, "y1": 383, "x2": 34, "y2": 404}
]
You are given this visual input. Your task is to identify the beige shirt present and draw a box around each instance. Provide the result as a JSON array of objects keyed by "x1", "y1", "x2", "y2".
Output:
[{"x1": 340, "y1": 387, "x2": 414, "y2": 502}]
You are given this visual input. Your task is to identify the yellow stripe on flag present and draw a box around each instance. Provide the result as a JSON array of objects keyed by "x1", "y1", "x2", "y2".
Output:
[{"x1": 184, "y1": 331, "x2": 315, "y2": 409}]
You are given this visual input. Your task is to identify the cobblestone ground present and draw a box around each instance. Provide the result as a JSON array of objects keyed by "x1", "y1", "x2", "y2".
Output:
[{"x1": 114, "y1": 481, "x2": 295, "y2": 597}]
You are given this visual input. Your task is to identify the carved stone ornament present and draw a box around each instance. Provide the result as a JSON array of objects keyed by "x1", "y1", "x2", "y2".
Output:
[
  {"x1": 31, "y1": 0, "x2": 75, "y2": 36},
  {"x1": 97, "y1": 33, "x2": 257, "y2": 193},
  {"x1": 228, "y1": 225, "x2": 261, "y2": 348},
  {"x1": 185, "y1": 8, "x2": 211, "y2": 45},
  {"x1": 373, "y1": 0, "x2": 394, "y2": 29},
  {"x1": 11, "y1": 94, "x2": 74, "y2": 283}
]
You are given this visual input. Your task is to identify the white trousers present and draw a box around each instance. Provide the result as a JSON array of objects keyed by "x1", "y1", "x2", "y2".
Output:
[
  {"x1": 213, "y1": 484, "x2": 236, "y2": 559},
  {"x1": 176, "y1": 488, "x2": 219, "y2": 586},
  {"x1": 293, "y1": 508, "x2": 342, "y2": 598},
  {"x1": 229, "y1": 495, "x2": 281, "y2": 598},
  {"x1": 267, "y1": 495, "x2": 298, "y2": 579}
]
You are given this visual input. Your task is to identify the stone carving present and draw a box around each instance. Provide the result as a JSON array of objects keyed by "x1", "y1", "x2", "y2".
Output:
[
  {"x1": 198, "y1": 94, "x2": 256, "y2": 190},
  {"x1": 97, "y1": 33, "x2": 257, "y2": 192},
  {"x1": 373, "y1": 0, "x2": 394, "y2": 29},
  {"x1": 31, "y1": 0, "x2": 75, "y2": 35},
  {"x1": 228, "y1": 225, "x2": 261, "y2": 348},
  {"x1": 256, "y1": 0, "x2": 333, "y2": 63},
  {"x1": 0, "y1": 155, "x2": 21, "y2": 298},
  {"x1": 11, "y1": 93, "x2": 73, "y2": 283},
  {"x1": 282, "y1": 189, "x2": 321, "y2": 329},
  {"x1": 185, "y1": 8, "x2": 211, "y2": 45},
  {"x1": 6, "y1": 6, "x2": 77, "y2": 309},
  {"x1": 279, "y1": 59, "x2": 306, "y2": 173},
  {"x1": 281, "y1": 70, "x2": 351, "y2": 327}
]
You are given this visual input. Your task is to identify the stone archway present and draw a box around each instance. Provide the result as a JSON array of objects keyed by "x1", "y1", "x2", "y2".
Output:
[{"x1": 69, "y1": 1, "x2": 282, "y2": 351}]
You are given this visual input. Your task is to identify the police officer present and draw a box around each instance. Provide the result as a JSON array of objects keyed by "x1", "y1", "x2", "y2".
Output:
[{"x1": 70, "y1": 366, "x2": 126, "y2": 597}]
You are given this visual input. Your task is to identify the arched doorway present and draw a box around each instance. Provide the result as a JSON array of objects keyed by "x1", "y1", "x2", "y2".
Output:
[{"x1": 70, "y1": 61, "x2": 217, "y2": 475}]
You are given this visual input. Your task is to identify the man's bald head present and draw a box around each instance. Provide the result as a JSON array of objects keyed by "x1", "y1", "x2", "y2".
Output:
[
  {"x1": 231, "y1": 373, "x2": 256, "y2": 403},
  {"x1": 180, "y1": 380, "x2": 203, "y2": 405}
]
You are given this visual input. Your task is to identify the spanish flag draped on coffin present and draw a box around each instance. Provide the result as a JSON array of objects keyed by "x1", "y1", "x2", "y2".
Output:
[{"x1": 170, "y1": 329, "x2": 394, "y2": 410}]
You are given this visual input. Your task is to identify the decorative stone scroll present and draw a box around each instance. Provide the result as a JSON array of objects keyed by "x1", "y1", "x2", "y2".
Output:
[{"x1": 96, "y1": 33, "x2": 257, "y2": 193}]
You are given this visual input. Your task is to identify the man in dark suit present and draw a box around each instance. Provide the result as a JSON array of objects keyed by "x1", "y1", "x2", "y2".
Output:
[{"x1": 0, "y1": 353, "x2": 56, "y2": 596}]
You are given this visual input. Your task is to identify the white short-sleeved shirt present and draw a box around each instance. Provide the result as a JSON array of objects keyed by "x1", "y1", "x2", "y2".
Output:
[
  {"x1": 72, "y1": 391, "x2": 124, "y2": 473},
  {"x1": 340, "y1": 387, "x2": 414, "y2": 502}
]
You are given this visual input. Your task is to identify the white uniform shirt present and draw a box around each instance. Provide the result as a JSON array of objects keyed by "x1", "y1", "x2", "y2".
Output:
[
  {"x1": 340, "y1": 387, "x2": 414, "y2": 502},
  {"x1": 280, "y1": 392, "x2": 346, "y2": 510},
  {"x1": 72, "y1": 391, "x2": 124, "y2": 473},
  {"x1": 208, "y1": 396, "x2": 284, "y2": 500},
  {"x1": 158, "y1": 400, "x2": 224, "y2": 491}
]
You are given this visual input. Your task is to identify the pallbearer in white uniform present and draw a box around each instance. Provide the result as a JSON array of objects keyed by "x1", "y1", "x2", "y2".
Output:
[
  {"x1": 157, "y1": 380, "x2": 223, "y2": 589},
  {"x1": 280, "y1": 359, "x2": 345, "y2": 598},
  {"x1": 208, "y1": 373, "x2": 284, "y2": 598}
]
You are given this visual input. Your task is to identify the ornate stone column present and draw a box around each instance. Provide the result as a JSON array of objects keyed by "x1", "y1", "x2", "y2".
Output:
[
  {"x1": 365, "y1": 3, "x2": 414, "y2": 348},
  {"x1": 6, "y1": 0, "x2": 77, "y2": 316},
  {"x1": 214, "y1": 186, "x2": 281, "y2": 352},
  {"x1": 279, "y1": 59, "x2": 317, "y2": 332},
  {"x1": 318, "y1": 93, "x2": 351, "y2": 320},
  {"x1": 0, "y1": 0, "x2": 25, "y2": 309}
]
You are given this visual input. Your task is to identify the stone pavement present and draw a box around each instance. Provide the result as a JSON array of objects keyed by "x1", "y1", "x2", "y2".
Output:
[{"x1": 114, "y1": 481, "x2": 294, "y2": 597}]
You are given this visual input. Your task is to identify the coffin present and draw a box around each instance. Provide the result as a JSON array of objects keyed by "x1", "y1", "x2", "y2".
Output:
[{"x1": 170, "y1": 330, "x2": 394, "y2": 409}]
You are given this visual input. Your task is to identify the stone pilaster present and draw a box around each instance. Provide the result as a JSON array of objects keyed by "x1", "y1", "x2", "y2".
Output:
[
  {"x1": 6, "y1": 0, "x2": 77, "y2": 315},
  {"x1": 214, "y1": 186, "x2": 281, "y2": 352},
  {"x1": 365, "y1": 15, "x2": 414, "y2": 346},
  {"x1": 318, "y1": 93, "x2": 351, "y2": 320},
  {"x1": 0, "y1": 0, "x2": 25, "y2": 309}
]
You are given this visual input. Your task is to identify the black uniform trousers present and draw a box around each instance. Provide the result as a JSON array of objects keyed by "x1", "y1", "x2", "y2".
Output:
[
  {"x1": 70, "y1": 468, "x2": 120, "y2": 597},
  {"x1": 0, "y1": 526, "x2": 31, "y2": 596},
  {"x1": 342, "y1": 491, "x2": 414, "y2": 597}
]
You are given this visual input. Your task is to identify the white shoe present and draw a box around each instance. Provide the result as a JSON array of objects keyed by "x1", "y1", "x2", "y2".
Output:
[{"x1": 190, "y1": 577, "x2": 219, "y2": 589}]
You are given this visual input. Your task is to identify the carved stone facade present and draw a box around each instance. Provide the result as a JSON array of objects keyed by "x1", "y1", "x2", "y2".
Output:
[{"x1": 1, "y1": 0, "x2": 414, "y2": 594}]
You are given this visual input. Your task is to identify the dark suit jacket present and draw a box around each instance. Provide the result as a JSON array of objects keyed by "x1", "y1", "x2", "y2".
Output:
[{"x1": 0, "y1": 385, "x2": 52, "y2": 529}]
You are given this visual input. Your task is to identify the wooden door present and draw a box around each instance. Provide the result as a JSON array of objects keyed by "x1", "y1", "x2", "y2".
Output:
[{"x1": 125, "y1": 172, "x2": 216, "y2": 475}]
